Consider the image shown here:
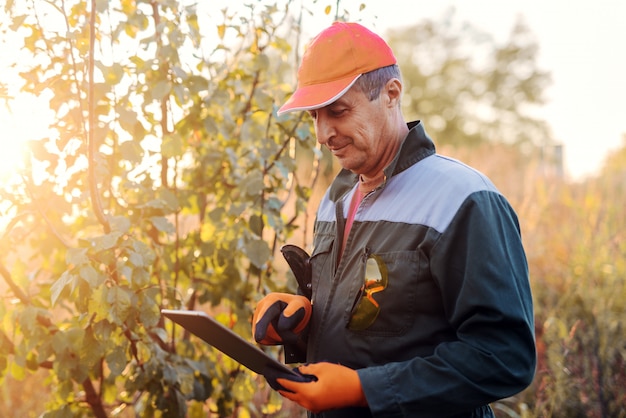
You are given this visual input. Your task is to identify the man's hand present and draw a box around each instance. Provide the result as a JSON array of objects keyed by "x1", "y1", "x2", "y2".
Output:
[
  {"x1": 253, "y1": 293, "x2": 312, "y2": 346},
  {"x1": 276, "y1": 362, "x2": 368, "y2": 413}
]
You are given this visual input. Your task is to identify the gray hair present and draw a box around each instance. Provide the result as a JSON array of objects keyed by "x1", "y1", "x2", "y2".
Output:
[{"x1": 353, "y1": 64, "x2": 402, "y2": 101}]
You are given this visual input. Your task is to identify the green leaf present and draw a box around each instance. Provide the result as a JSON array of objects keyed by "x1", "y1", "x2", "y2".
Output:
[
  {"x1": 10, "y1": 361, "x2": 25, "y2": 381},
  {"x1": 90, "y1": 231, "x2": 123, "y2": 252},
  {"x1": 138, "y1": 199, "x2": 168, "y2": 209},
  {"x1": 90, "y1": 286, "x2": 111, "y2": 322},
  {"x1": 249, "y1": 214, "x2": 263, "y2": 236},
  {"x1": 163, "y1": 363, "x2": 178, "y2": 385},
  {"x1": 9, "y1": 14, "x2": 27, "y2": 31},
  {"x1": 139, "y1": 190, "x2": 179, "y2": 211},
  {"x1": 17, "y1": 306, "x2": 38, "y2": 337},
  {"x1": 81, "y1": 327, "x2": 105, "y2": 366},
  {"x1": 95, "y1": 0, "x2": 108, "y2": 13},
  {"x1": 52, "y1": 328, "x2": 84, "y2": 356},
  {"x1": 151, "y1": 327, "x2": 168, "y2": 343},
  {"x1": 79, "y1": 264, "x2": 103, "y2": 288},
  {"x1": 244, "y1": 238, "x2": 270, "y2": 269},
  {"x1": 107, "y1": 287, "x2": 132, "y2": 323},
  {"x1": 66, "y1": 248, "x2": 89, "y2": 266},
  {"x1": 95, "y1": 61, "x2": 124, "y2": 84},
  {"x1": 51, "y1": 271, "x2": 77, "y2": 306},
  {"x1": 172, "y1": 65, "x2": 187, "y2": 80},
  {"x1": 4, "y1": 0, "x2": 14, "y2": 14},
  {"x1": 128, "y1": 251, "x2": 144, "y2": 267},
  {"x1": 151, "y1": 80, "x2": 170, "y2": 101},
  {"x1": 241, "y1": 171, "x2": 264, "y2": 197},
  {"x1": 131, "y1": 267, "x2": 150, "y2": 288},
  {"x1": 178, "y1": 366, "x2": 197, "y2": 396},
  {"x1": 119, "y1": 264, "x2": 133, "y2": 283},
  {"x1": 109, "y1": 215, "x2": 132, "y2": 233},
  {"x1": 296, "y1": 125, "x2": 311, "y2": 141},
  {"x1": 150, "y1": 216, "x2": 175, "y2": 234},
  {"x1": 92, "y1": 319, "x2": 115, "y2": 343},
  {"x1": 159, "y1": 188, "x2": 180, "y2": 211},
  {"x1": 138, "y1": 296, "x2": 160, "y2": 328},
  {"x1": 106, "y1": 346, "x2": 127, "y2": 375},
  {"x1": 133, "y1": 240, "x2": 156, "y2": 264},
  {"x1": 254, "y1": 53, "x2": 270, "y2": 71},
  {"x1": 162, "y1": 133, "x2": 183, "y2": 158}
]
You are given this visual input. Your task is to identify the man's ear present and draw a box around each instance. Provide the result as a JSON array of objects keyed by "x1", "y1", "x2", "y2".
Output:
[{"x1": 384, "y1": 78, "x2": 403, "y2": 108}]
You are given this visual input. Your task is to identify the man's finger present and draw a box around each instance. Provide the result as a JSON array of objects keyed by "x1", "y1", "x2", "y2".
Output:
[
  {"x1": 276, "y1": 306, "x2": 305, "y2": 331},
  {"x1": 276, "y1": 378, "x2": 305, "y2": 400},
  {"x1": 253, "y1": 301, "x2": 286, "y2": 343}
]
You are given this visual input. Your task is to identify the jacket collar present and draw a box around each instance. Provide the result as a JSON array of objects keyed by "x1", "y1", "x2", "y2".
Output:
[{"x1": 329, "y1": 120, "x2": 436, "y2": 202}]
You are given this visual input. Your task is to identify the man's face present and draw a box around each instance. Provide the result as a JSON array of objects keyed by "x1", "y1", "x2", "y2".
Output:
[{"x1": 307, "y1": 85, "x2": 394, "y2": 177}]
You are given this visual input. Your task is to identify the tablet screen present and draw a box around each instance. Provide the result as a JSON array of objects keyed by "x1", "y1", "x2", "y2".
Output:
[{"x1": 161, "y1": 309, "x2": 299, "y2": 378}]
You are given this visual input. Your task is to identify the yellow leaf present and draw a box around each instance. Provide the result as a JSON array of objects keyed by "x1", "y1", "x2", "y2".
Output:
[{"x1": 324, "y1": 5, "x2": 331, "y2": 15}]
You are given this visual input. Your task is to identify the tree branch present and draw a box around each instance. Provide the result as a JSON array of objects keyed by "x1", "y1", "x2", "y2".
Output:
[
  {"x1": 0, "y1": 260, "x2": 32, "y2": 305},
  {"x1": 88, "y1": 0, "x2": 110, "y2": 234},
  {"x1": 150, "y1": 0, "x2": 171, "y2": 189},
  {"x1": 82, "y1": 377, "x2": 108, "y2": 418}
]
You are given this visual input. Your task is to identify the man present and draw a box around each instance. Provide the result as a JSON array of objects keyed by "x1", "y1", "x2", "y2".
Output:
[{"x1": 253, "y1": 22, "x2": 536, "y2": 417}]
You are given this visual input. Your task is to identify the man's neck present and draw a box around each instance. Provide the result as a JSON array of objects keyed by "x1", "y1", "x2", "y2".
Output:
[
  {"x1": 358, "y1": 122, "x2": 408, "y2": 193},
  {"x1": 358, "y1": 172, "x2": 386, "y2": 193}
]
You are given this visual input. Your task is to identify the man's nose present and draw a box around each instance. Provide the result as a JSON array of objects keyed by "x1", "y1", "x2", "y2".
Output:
[{"x1": 315, "y1": 117, "x2": 335, "y2": 146}]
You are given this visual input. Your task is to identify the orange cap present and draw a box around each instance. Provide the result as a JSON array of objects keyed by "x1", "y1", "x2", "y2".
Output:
[{"x1": 277, "y1": 22, "x2": 397, "y2": 116}]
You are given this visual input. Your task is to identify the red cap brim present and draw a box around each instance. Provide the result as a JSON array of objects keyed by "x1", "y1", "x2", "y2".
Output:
[{"x1": 277, "y1": 74, "x2": 361, "y2": 116}]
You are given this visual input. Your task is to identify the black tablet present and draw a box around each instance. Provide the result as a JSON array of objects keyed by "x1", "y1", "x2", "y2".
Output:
[{"x1": 161, "y1": 309, "x2": 300, "y2": 379}]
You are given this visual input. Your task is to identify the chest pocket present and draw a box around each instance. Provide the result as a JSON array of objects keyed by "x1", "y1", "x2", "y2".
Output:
[
  {"x1": 309, "y1": 234, "x2": 335, "y2": 306},
  {"x1": 347, "y1": 250, "x2": 421, "y2": 336}
]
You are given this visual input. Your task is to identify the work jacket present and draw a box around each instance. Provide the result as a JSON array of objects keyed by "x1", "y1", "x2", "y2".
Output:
[{"x1": 305, "y1": 121, "x2": 536, "y2": 418}]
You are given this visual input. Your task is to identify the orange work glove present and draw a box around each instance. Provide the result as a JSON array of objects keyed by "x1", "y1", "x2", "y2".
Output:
[
  {"x1": 276, "y1": 362, "x2": 368, "y2": 413},
  {"x1": 253, "y1": 293, "x2": 312, "y2": 346}
]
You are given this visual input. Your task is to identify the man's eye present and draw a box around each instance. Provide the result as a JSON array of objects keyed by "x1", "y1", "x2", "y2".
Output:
[{"x1": 330, "y1": 108, "x2": 346, "y2": 117}]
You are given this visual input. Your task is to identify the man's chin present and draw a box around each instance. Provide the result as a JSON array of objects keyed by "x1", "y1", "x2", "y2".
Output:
[{"x1": 334, "y1": 155, "x2": 350, "y2": 168}]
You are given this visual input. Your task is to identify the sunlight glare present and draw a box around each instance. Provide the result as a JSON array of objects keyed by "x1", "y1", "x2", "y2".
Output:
[{"x1": 0, "y1": 92, "x2": 54, "y2": 187}]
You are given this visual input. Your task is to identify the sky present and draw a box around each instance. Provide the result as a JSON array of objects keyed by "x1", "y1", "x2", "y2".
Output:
[{"x1": 302, "y1": 0, "x2": 626, "y2": 180}]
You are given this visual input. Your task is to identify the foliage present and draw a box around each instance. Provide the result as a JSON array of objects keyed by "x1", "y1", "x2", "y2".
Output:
[
  {"x1": 516, "y1": 152, "x2": 626, "y2": 418},
  {"x1": 0, "y1": 0, "x2": 319, "y2": 416}
]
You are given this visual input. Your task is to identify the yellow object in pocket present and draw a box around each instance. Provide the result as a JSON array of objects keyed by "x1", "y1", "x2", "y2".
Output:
[{"x1": 348, "y1": 253, "x2": 388, "y2": 331}]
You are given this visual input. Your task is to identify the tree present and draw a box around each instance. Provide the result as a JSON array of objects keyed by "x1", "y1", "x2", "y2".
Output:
[
  {"x1": 0, "y1": 1, "x2": 319, "y2": 416},
  {"x1": 387, "y1": 9, "x2": 553, "y2": 151}
]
